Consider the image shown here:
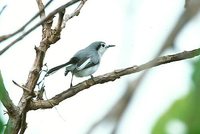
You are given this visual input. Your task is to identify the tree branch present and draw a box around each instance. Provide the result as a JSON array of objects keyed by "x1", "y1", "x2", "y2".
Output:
[
  {"x1": 29, "y1": 47, "x2": 200, "y2": 110},
  {"x1": 56, "y1": 10, "x2": 65, "y2": 32},
  {"x1": 0, "y1": 72, "x2": 21, "y2": 134},
  {"x1": 62, "y1": 0, "x2": 87, "y2": 29},
  {"x1": 4, "y1": 0, "x2": 86, "y2": 133},
  {"x1": 0, "y1": 0, "x2": 81, "y2": 55},
  {"x1": 88, "y1": 2, "x2": 200, "y2": 132},
  {"x1": 2, "y1": 0, "x2": 86, "y2": 133},
  {"x1": 0, "y1": 5, "x2": 6, "y2": 16},
  {"x1": 36, "y1": 0, "x2": 46, "y2": 19},
  {"x1": 87, "y1": 72, "x2": 146, "y2": 134},
  {"x1": 0, "y1": 0, "x2": 53, "y2": 43},
  {"x1": 158, "y1": 0, "x2": 200, "y2": 55}
]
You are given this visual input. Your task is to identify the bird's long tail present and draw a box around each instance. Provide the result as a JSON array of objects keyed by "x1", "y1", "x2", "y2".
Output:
[{"x1": 46, "y1": 62, "x2": 69, "y2": 76}]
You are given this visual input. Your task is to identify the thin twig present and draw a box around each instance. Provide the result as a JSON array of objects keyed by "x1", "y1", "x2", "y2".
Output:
[
  {"x1": 157, "y1": 0, "x2": 200, "y2": 56},
  {"x1": 0, "y1": 0, "x2": 81, "y2": 55},
  {"x1": 36, "y1": 0, "x2": 46, "y2": 19},
  {"x1": 0, "y1": 0, "x2": 53, "y2": 43},
  {"x1": 88, "y1": 5, "x2": 200, "y2": 127},
  {"x1": 62, "y1": 0, "x2": 86, "y2": 28},
  {"x1": 3, "y1": 0, "x2": 85, "y2": 133},
  {"x1": 0, "y1": 5, "x2": 7, "y2": 16},
  {"x1": 44, "y1": 89, "x2": 66, "y2": 121},
  {"x1": 87, "y1": 72, "x2": 146, "y2": 134},
  {"x1": 12, "y1": 80, "x2": 30, "y2": 92}
]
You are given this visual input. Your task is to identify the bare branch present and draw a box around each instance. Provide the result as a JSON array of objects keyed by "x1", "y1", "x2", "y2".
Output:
[
  {"x1": 6, "y1": 0, "x2": 86, "y2": 133},
  {"x1": 3, "y1": 0, "x2": 86, "y2": 133},
  {"x1": 0, "y1": 0, "x2": 53, "y2": 43},
  {"x1": 0, "y1": 0, "x2": 81, "y2": 56},
  {"x1": 185, "y1": 0, "x2": 191, "y2": 8},
  {"x1": 87, "y1": 72, "x2": 146, "y2": 134},
  {"x1": 88, "y1": 2, "x2": 200, "y2": 130},
  {"x1": 29, "y1": 47, "x2": 200, "y2": 110},
  {"x1": 0, "y1": 5, "x2": 6, "y2": 16},
  {"x1": 87, "y1": 4, "x2": 200, "y2": 129},
  {"x1": 12, "y1": 80, "x2": 30, "y2": 93},
  {"x1": 36, "y1": 0, "x2": 46, "y2": 19},
  {"x1": 158, "y1": 0, "x2": 200, "y2": 56},
  {"x1": 56, "y1": 10, "x2": 65, "y2": 32},
  {"x1": 62, "y1": 0, "x2": 87, "y2": 28}
]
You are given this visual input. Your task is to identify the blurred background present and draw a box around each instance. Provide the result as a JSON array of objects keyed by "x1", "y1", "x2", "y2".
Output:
[{"x1": 0, "y1": 0, "x2": 200, "y2": 133}]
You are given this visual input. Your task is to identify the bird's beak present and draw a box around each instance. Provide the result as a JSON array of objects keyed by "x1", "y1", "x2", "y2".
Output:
[{"x1": 106, "y1": 45, "x2": 115, "y2": 48}]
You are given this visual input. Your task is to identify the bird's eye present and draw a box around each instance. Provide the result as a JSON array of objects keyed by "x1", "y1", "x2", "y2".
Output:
[{"x1": 100, "y1": 42, "x2": 105, "y2": 47}]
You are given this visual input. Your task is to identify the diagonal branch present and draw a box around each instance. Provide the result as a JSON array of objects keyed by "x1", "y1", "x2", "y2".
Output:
[
  {"x1": 0, "y1": 0, "x2": 81, "y2": 55},
  {"x1": 0, "y1": 0, "x2": 53, "y2": 43},
  {"x1": 100, "y1": 2, "x2": 200, "y2": 133},
  {"x1": 29, "y1": 47, "x2": 200, "y2": 110},
  {"x1": 0, "y1": 5, "x2": 7, "y2": 16},
  {"x1": 3, "y1": 0, "x2": 86, "y2": 133},
  {"x1": 87, "y1": 72, "x2": 146, "y2": 134},
  {"x1": 62, "y1": 0, "x2": 87, "y2": 29},
  {"x1": 158, "y1": 0, "x2": 200, "y2": 55},
  {"x1": 36, "y1": 0, "x2": 46, "y2": 19}
]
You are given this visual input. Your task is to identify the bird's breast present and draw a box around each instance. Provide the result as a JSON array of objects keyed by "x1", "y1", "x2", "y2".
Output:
[{"x1": 74, "y1": 64, "x2": 99, "y2": 77}]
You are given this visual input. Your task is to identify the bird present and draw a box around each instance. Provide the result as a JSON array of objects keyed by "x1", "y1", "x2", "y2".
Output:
[{"x1": 46, "y1": 41, "x2": 115, "y2": 87}]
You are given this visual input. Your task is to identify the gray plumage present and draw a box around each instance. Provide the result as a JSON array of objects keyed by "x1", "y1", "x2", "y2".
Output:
[{"x1": 46, "y1": 41, "x2": 115, "y2": 87}]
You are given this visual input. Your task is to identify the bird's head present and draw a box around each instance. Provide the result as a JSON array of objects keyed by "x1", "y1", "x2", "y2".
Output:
[{"x1": 90, "y1": 41, "x2": 115, "y2": 56}]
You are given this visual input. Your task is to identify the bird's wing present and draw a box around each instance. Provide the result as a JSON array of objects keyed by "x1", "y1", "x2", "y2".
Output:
[
  {"x1": 76, "y1": 56, "x2": 99, "y2": 71},
  {"x1": 76, "y1": 57, "x2": 91, "y2": 70},
  {"x1": 70, "y1": 49, "x2": 100, "y2": 71},
  {"x1": 65, "y1": 57, "x2": 80, "y2": 70}
]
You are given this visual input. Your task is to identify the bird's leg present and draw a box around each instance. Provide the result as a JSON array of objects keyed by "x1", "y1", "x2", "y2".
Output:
[
  {"x1": 70, "y1": 73, "x2": 74, "y2": 87},
  {"x1": 90, "y1": 75, "x2": 95, "y2": 82}
]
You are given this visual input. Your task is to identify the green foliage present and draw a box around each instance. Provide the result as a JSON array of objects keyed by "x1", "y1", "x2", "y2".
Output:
[
  {"x1": 0, "y1": 109, "x2": 3, "y2": 134},
  {"x1": 0, "y1": 72, "x2": 5, "y2": 133},
  {"x1": 152, "y1": 59, "x2": 200, "y2": 134}
]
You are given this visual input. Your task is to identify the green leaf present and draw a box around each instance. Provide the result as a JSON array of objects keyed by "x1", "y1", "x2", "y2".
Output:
[
  {"x1": 152, "y1": 59, "x2": 200, "y2": 134},
  {"x1": 0, "y1": 71, "x2": 5, "y2": 133}
]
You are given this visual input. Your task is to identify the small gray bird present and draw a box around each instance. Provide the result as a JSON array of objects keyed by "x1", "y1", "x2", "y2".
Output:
[{"x1": 46, "y1": 41, "x2": 115, "y2": 87}]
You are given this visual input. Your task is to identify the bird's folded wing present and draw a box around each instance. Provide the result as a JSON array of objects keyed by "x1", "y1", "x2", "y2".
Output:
[
  {"x1": 76, "y1": 58, "x2": 91, "y2": 70},
  {"x1": 76, "y1": 57, "x2": 99, "y2": 70}
]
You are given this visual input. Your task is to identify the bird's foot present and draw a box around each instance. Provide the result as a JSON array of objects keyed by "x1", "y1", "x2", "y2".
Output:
[{"x1": 90, "y1": 75, "x2": 95, "y2": 82}]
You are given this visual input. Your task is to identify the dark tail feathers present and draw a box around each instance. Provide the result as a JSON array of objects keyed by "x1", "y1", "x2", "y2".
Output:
[{"x1": 46, "y1": 62, "x2": 69, "y2": 76}]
